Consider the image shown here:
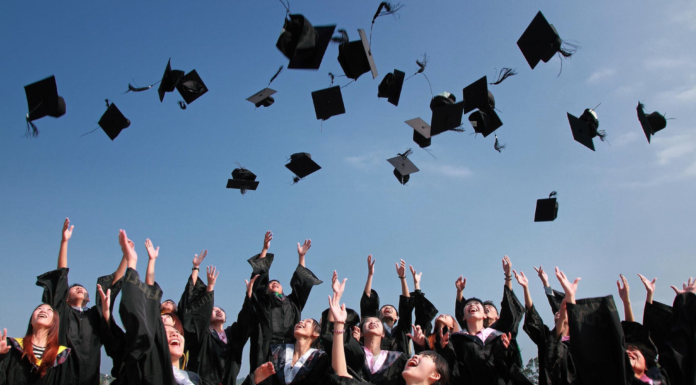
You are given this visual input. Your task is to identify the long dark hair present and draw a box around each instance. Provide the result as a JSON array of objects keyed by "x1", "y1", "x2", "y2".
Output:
[{"x1": 22, "y1": 304, "x2": 61, "y2": 377}]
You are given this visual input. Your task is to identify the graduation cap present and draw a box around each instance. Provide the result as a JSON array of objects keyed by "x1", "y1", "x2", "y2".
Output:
[
  {"x1": 176, "y1": 70, "x2": 208, "y2": 105},
  {"x1": 286, "y1": 153, "x2": 321, "y2": 183},
  {"x1": 637, "y1": 102, "x2": 667, "y2": 143},
  {"x1": 463, "y1": 76, "x2": 503, "y2": 137},
  {"x1": 378, "y1": 69, "x2": 405, "y2": 106},
  {"x1": 24, "y1": 75, "x2": 66, "y2": 137},
  {"x1": 387, "y1": 149, "x2": 419, "y2": 185},
  {"x1": 336, "y1": 29, "x2": 378, "y2": 81},
  {"x1": 226, "y1": 166, "x2": 259, "y2": 195},
  {"x1": 98, "y1": 101, "x2": 131, "y2": 141},
  {"x1": 494, "y1": 135, "x2": 506, "y2": 153},
  {"x1": 517, "y1": 11, "x2": 576, "y2": 70},
  {"x1": 567, "y1": 108, "x2": 606, "y2": 151},
  {"x1": 430, "y1": 92, "x2": 465, "y2": 136},
  {"x1": 311, "y1": 86, "x2": 345, "y2": 121},
  {"x1": 247, "y1": 66, "x2": 284, "y2": 108},
  {"x1": 405, "y1": 118, "x2": 432, "y2": 148},
  {"x1": 158, "y1": 59, "x2": 185, "y2": 102},
  {"x1": 534, "y1": 191, "x2": 558, "y2": 222},
  {"x1": 276, "y1": 14, "x2": 336, "y2": 70}
]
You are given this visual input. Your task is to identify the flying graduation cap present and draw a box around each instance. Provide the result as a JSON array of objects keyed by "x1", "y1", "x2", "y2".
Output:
[
  {"x1": 157, "y1": 59, "x2": 208, "y2": 106},
  {"x1": 227, "y1": 165, "x2": 259, "y2": 195},
  {"x1": 276, "y1": 14, "x2": 336, "y2": 70},
  {"x1": 286, "y1": 153, "x2": 321, "y2": 183},
  {"x1": 405, "y1": 118, "x2": 432, "y2": 148},
  {"x1": 430, "y1": 92, "x2": 465, "y2": 136},
  {"x1": 335, "y1": 29, "x2": 378, "y2": 81},
  {"x1": 534, "y1": 191, "x2": 558, "y2": 222},
  {"x1": 517, "y1": 11, "x2": 576, "y2": 70},
  {"x1": 463, "y1": 76, "x2": 503, "y2": 137},
  {"x1": 158, "y1": 59, "x2": 185, "y2": 102},
  {"x1": 311, "y1": 86, "x2": 345, "y2": 121},
  {"x1": 387, "y1": 149, "x2": 419, "y2": 185},
  {"x1": 378, "y1": 69, "x2": 405, "y2": 106},
  {"x1": 247, "y1": 66, "x2": 284, "y2": 108},
  {"x1": 637, "y1": 102, "x2": 667, "y2": 143},
  {"x1": 567, "y1": 108, "x2": 606, "y2": 151},
  {"x1": 24, "y1": 75, "x2": 67, "y2": 137},
  {"x1": 98, "y1": 101, "x2": 131, "y2": 141}
]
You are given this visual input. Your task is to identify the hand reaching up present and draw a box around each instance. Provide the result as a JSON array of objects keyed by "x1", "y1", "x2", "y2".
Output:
[
  {"x1": 513, "y1": 270, "x2": 528, "y2": 288},
  {"x1": 207, "y1": 266, "x2": 219, "y2": 291},
  {"x1": 395, "y1": 259, "x2": 406, "y2": 278},
  {"x1": 555, "y1": 267, "x2": 580, "y2": 304},
  {"x1": 62, "y1": 218, "x2": 74, "y2": 242},
  {"x1": 410, "y1": 265, "x2": 422, "y2": 288},
  {"x1": 263, "y1": 231, "x2": 273, "y2": 251},
  {"x1": 455, "y1": 276, "x2": 467, "y2": 292},
  {"x1": 367, "y1": 255, "x2": 375, "y2": 276},
  {"x1": 638, "y1": 274, "x2": 656, "y2": 303},
  {"x1": 407, "y1": 325, "x2": 426, "y2": 347},
  {"x1": 502, "y1": 256, "x2": 512, "y2": 276},
  {"x1": 145, "y1": 239, "x2": 159, "y2": 260},
  {"x1": 245, "y1": 275, "x2": 259, "y2": 299},
  {"x1": 617, "y1": 275, "x2": 630, "y2": 303},
  {"x1": 671, "y1": 277, "x2": 696, "y2": 295},
  {"x1": 332, "y1": 271, "x2": 347, "y2": 300},
  {"x1": 297, "y1": 239, "x2": 312, "y2": 258},
  {"x1": 97, "y1": 284, "x2": 111, "y2": 322},
  {"x1": 192, "y1": 250, "x2": 207, "y2": 268},
  {"x1": 533, "y1": 265, "x2": 550, "y2": 287},
  {"x1": 438, "y1": 327, "x2": 450, "y2": 349},
  {"x1": 328, "y1": 292, "x2": 347, "y2": 324}
]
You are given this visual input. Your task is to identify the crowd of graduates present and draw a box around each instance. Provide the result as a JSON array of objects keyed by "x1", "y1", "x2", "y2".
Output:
[{"x1": 0, "y1": 218, "x2": 694, "y2": 385}]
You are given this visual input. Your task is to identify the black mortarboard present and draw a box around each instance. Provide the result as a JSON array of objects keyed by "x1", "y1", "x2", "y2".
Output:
[
  {"x1": 567, "y1": 108, "x2": 604, "y2": 151},
  {"x1": 430, "y1": 93, "x2": 465, "y2": 136},
  {"x1": 405, "y1": 118, "x2": 432, "y2": 148},
  {"x1": 276, "y1": 15, "x2": 336, "y2": 70},
  {"x1": 517, "y1": 11, "x2": 572, "y2": 70},
  {"x1": 247, "y1": 88, "x2": 277, "y2": 108},
  {"x1": 637, "y1": 102, "x2": 667, "y2": 143},
  {"x1": 337, "y1": 29, "x2": 378, "y2": 81},
  {"x1": 387, "y1": 149, "x2": 418, "y2": 185},
  {"x1": 463, "y1": 76, "x2": 503, "y2": 137},
  {"x1": 227, "y1": 167, "x2": 259, "y2": 194},
  {"x1": 158, "y1": 59, "x2": 185, "y2": 102},
  {"x1": 311, "y1": 86, "x2": 345, "y2": 121},
  {"x1": 378, "y1": 70, "x2": 405, "y2": 106},
  {"x1": 99, "y1": 102, "x2": 131, "y2": 141},
  {"x1": 534, "y1": 191, "x2": 558, "y2": 222},
  {"x1": 286, "y1": 153, "x2": 321, "y2": 181},
  {"x1": 176, "y1": 70, "x2": 208, "y2": 105},
  {"x1": 24, "y1": 75, "x2": 66, "y2": 136}
]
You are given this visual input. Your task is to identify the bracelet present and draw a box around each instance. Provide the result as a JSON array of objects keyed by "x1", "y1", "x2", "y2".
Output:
[
  {"x1": 333, "y1": 329, "x2": 345, "y2": 334},
  {"x1": 192, "y1": 267, "x2": 200, "y2": 271},
  {"x1": 333, "y1": 321, "x2": 345, "y2": 324},
  {"x1": 398, "y1": 276, "x2": 406, "y2": 279}
]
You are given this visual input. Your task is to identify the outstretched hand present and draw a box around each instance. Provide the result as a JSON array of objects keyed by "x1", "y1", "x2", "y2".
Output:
[
  {"x1": 500, "y1": 332, "x2": 512, "y2": 349},
  {"x1": 245, "y1": 274, "x2": 259, "y2": 299},
  {"x1": 328, "y1": 292, "x2": 347, "y2": 324},
  {"x1": 367, "y1": 255, "x2": 376, "y2": 276},
  {"x1": 254, "y1": 362, "x2": 276, "y2": 384},
  {"x1": 395, "y1": 259, "x2": 406, "y2": 278},
  {"x1": 617, "y1": 275, "x2": 630, "y2": 303},
  {"x1": 513, "y1": 270, "x2": 528, "y2": 288},
  {"x1": 533, "y1": 265, "x2": 550, "y2": 287},
  {"x1": 263, "y1": 231, "x2": 273, "y2": 251},
  {"x1": 297, "y1": 239, "x2": 312, "y2": 258},
  {"x1": 62, "y1": 218, "x2": 74, "y2": 242},
  {"x1": 410, "y1": 265, "x2": 422, "y2": 286},
  {"x1": 97, "y1": 284, "x2": 111, "y2": 322},
  {"x1": 407, "y1": 324, "x2": 426, "y2": 347},
  {"x1": 332, "y1": 271, "x2": 347, "y2": 300},
  {"x1": 502, "y1": 256, "x2": 512, "y2": 276},
  {"x1": 0, "y1": 329, "x2": 9, "y2": 354},
  {"x1": 638, "y1": 274, "x2": 656, "y2": 294},
  {"x1": 119, "y1": 230, "x2": 137, "y2": 267},
  {"x1": 455, "y1": 276, "x2": 467, "y2": 292},
  {"x1": 671, "y1": 277, "x2": 696, "y2": 295},
  {"x1": 145, "y1": 239, "x2": 159, "y2": 260},
  {"x1": 192, "y1": 250, "x2": 207, "y2": 267},
  {"x1": 555, "y1": 267, "x2": 580, "y2": 303},
  {"x1": 207, "y1": 266, "x2": 219, "y2": 291}
]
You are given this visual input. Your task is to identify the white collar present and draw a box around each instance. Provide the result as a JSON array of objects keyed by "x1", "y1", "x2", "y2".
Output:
[{"x1": 283, "y1": 345, "x2": 317, "y2": 384}]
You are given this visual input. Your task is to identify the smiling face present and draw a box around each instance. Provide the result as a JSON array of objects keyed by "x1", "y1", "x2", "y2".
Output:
[
  {"x1": 166, "y1": 325, "x2": 185, "y2": 360},
  {"x1": 627, "y1": 346, "x2": 647, "y2": 377},
  {"x1": 268, "y1": 280, "x2": 283, "y2": 295},
  {"x1": 435, "y1": 314, "x2": 456, "y2": 331},
  {"x1": 463, "y1": 301, "x2": 485, "y2": 322},
  {"x1": 211, "y1": 307, "x2": 226, "y2": 324},
  {"x1": 379, "y1": 305, "x2": 398, "y2": 322},
  {"x1": 402, "y1": 354, "x2": 441, "y2": 385},
  {"x1": 483, "y1": 304, "x2": 499, "y2": 327},
  {"x1": 362, "y1": 316, "x2": 385, "y2": 338},
  {"x1": 293, "y1": 319, "x2": 320, "y2": 340},
  {"x1": 32, "y1": 304, "x2": 55, "y2": 329},
  {"x1": 68, "y1": 285, "x2": 88, "y2": 307}
]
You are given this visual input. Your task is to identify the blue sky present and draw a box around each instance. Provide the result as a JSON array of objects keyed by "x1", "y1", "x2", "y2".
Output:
[{"x1": 1, "y1": 0, "x2": 695, "y2": 376}]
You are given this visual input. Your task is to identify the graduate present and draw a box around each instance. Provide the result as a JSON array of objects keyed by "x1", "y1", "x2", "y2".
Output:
[
  {"x1": 0, "y1": 304, "x2": 73, "y2": 385},
  {"x1": 532, "y1": 266, "x2": 567, "y2": 315},
  {"x1": 408, "y1": 267, "x2": 458, "y2": 352},
  {"x1": 513, "y1": 270, "x2": 577, "y2": 385},
  {"x1": 34, "y1": 218, "x2": 117, "y2": 385},
  {"x1": 328, "y1": 289, "x2": 450, "y2": 385},
  {"x1": 360, "y1": 256, "x2": 415, "y2": 354},
  {"x1": 247, "y1": 231, "x2": 323, "y2": 371}
]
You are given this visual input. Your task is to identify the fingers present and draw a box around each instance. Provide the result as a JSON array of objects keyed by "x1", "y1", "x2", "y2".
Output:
[
  {"x1": 520, "y1": 271, "x2": 526, "y2": 279},
  {"x1": 513, "y1": 270, "x2": 518, "y2": 279},
  {"x1": 671, "y1": 285, "x2": 680, "y2": 294},
  {"x1": 251, "y1": 274, "x2": 259, "y2": 284},
  {"x1": 410, "y1": 265, "x2": 415, "y2": 275}
]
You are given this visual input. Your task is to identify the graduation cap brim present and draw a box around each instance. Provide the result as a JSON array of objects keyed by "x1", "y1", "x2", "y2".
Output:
[
  {"x1": 534, "y1": 198, "x2": 558, "y2": 222},
  {"x1": 463, "y1": 76, "x2": 489, "y2": 114},
  {"x1": 387, "y1": 156, "x2": 419, "y2": 176},
  {"x1": 637, "y1": 103, "x2": 653, "y2": 143},
  {"x1": 517, "y1": 11, "x2": 558, "y2": 70},
  {"x1": 227, "y1": 179, "x2": 260, "y2": 190},
  {"x1": 286, "y1": 156, "x2": 322, "y2": 178},
  {"x1": 247, "y1": 88, "x2": 277, "y2": 105},
  {"x1": 158, "y1": 59, "x2": 185, "y2": 102},
  {"x1": 176, "y1": 70, "x2": 208, "y2": 104},
  {"x1": 288, "y1": 25, "x2": 337, "y2": 70},
  {"x1": 24, "y1": 75, "x2": 66, "y2": 121},
  {"x1": 359, "y1": 29, "x2": 378, "y2": 80},
  {"x1": 405, "y1": 118, "x2": 431, "y2": 139},
  {"x1": 337, "y1": 29, "x2": 378, "y2": 81},
  {"x1": 567, "y1": 113, "x2": 595, "y2": 151},
  {"x1": 98, "y1": 104, "x2": 131, "y2": 141},
  {"x1": 431, "y1": 102, "x2": 465, "y2": 136},
  {"x1": 385, "y1": 70, "x2": 405, "y2": 106},
  {"x1": 311, "y1": 86, "x2": 345, "y2": 120},
  {"x1": 469, "y1": 108, "x2": 503, "y2": 137}
]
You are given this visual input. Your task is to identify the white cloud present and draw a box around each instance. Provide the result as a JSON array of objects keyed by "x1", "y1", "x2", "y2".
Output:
[
  {"x1": 653, "y1": 134, "x2": 696, "y2": 165},
  {"x1": 675, "y1": 85, "x2": 696, "y2": 103},
  {"x1": 586, "y1": 68, "x2": 616, "y2": 84},
  {"x1": 612, "y1": 132, "x2": 640, "y2": 147},
  {"x1": 670, "y1": 4, "x2": 696, "y2": 31},
  {"x1": 426, "y1": 164, "x2": 473, "y2": 178},
  {"x1": 344, "y1": 152, "x2": 383, "y2": 170}
]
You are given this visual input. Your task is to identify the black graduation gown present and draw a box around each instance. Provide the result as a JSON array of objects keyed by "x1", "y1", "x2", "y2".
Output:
[
  {"x1": 35, "y1": 268, "x2": 106, "y2": 385},
  {"x1": 522, "y1": 304, "x2": 577, "y2": 385},
  {"x1": 326, "y1": 374, "x2": 373, "y2": 385},
  {"x1": 243, "y1": 344, "x2": 329, "y2": 385},
  {"x1": 183, "y1": 287, "x2": 252, "y2": 385},
  {"x1": 657, "y1": 293, "x2": 695, "y2": 385},
  {"x1": 353, "y1": 349, "x2": 407, "y2": 385},
  {"x1": 359, "y1": 290, "x2": 415, "y2": 354},
  {"x1": 248, "y1": 253, "x2": 323, "y2": 371},
  {"x1": 643, "y1": 300, "x2": 673, "y2": 361},
  {"x1": 319, "y1": 308, "x2": 364, "y2": 375},
  {"x1": 0, "y1": 337, "x2": 73, "y2": 385},
  {"x1": 95, "y1": 272, "x2": 127, "y2": 379}
]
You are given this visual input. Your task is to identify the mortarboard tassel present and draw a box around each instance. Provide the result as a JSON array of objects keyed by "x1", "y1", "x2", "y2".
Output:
[
  {"x1": 370, "y1": 2, "x2": 404, "y2": 45},
  {"x1": 80, "y1": 100, "x2": 111, "y2": 137},
  {"x1": 25, "y1": 117, "x2": 39, "y2": 138},
  {"x1": 494, "y1": 135, "x2": 506, "y2": 152},
  {"x1": 277, "y1": 0, "x2": 290, "y2": 15},
  {"x1": 331, "y1": 29, "x2": 349, "y2": 45},
  {"x1": 556, "y1": 41, "x2": 579, "y2": 77},
  {"x1": 490, "y1": 68, "x2": 517, "y2": 85},
  {"x1": 124, "y1": 81, "x2": 160, "y2": 94},
  {"x1": 268, "y1": 66, "x2": 284, "y2": 86},
  {"x1": 405, "y1": 54, "x2": 433, "y2": 99},
  {"x1": 178, "y1": 101, "x2": 187, "y2": 110},
  {"x1": 549, "y1": 191, "x2": 557, "y2": 199}
]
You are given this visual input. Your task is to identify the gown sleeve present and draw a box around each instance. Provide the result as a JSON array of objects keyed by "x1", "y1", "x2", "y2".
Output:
[
  {"x1": 643, "y1": 300, "x2": 673, "y2": 356},
  {"x1": 544, "y1": 286, "x2": 565, "y2": 315},
  {"x1": 96, "y1": 273, "x2": 126, "y2": 377},
  {"x1": 522, "y1": 304, "x2": 550, "y2": 347},
  {"x1": 659, "y1": 292, "x2": 696, "y2": 385},
  {"x1": 178, "y1": 274, "x2": 209, "y2": 321},
  {"x1": 36, "y1": 268, "x2": 71, "y2": 346},
  {"x1": 248, "y1": 253, "x2": 274, "y2": 301},
  {"x1": 361, "y1": 290, "x2": 380, "y2": 318},
  {"x1": 413, "y1": 290, "x2": 438, "y2": 338},
  {"x1": 183, "y1": 289, "x2": 215, "y2": 371},
  {"x1": 495, "y1": 286, "x2": 525, "y2": 337},
  {"x1": 455, "y1": 297, "x2": 466, "y2": 331},
  {"x1": 286, "y1": 264, "x2": 323, "y2": 312},
  {"x1": 221, "y1": 295, "x2": 253, "y2": 385},
  {"x1": 392, "y1": 295, "x2": 416, "y2": 355}
]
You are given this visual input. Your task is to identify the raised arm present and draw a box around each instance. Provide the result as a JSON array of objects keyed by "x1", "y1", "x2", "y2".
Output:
[
  {"x1": 410, "y1": 265, "x2": 422, "y2": 291},
  {"x1": 555, "y1": 267, "x2": 580, "y2": 304},
  {"x1": 364, "y1": 255, "x2": 375, "y2": 297},
  {"x1": 191, "y1": 250, "x2": 208, "y2": 286},
  {"x1": 638, "y1": 274, "x2": 656, "y2": 305},
  {"x1": 329, "y1": 292, "x2": 350, "y2": 378},
  {"x1": 396, "y1": 259, "x2": 410, "y2": 297},
  {"x1": 207, "y1": 266, "x2": 219, "y2": 292},
  {"x1": 144, "y1": 239, "x2": 159, "y2": 286},
  {"x1": 513, "y1": 270, "x2": 532, "y2": 310},
  {"x1": 97, "y1": 284, "x2": 112, "y2": 322},
  {"x1": 57, "y1": 218, "x2": 74, "y2": 269},
  {"x1": 617, "y1": 274, "x2": 634, "y2": 322},
  {"x1": 297, "y1": 239, "x2": 311, "y2": 268},
  {"x1": 454, "y1": 276, "x2": 467, "y2": 330},
  {"x1": 120, "y1": 230, "x2": 138, "y2": 271},
  {"x1": 502, "y1": 256, "x2": 512, "y2": 290},
  {"x1": 534, "y1": 265, "x2": 564, "y2": 314},
  {"x1": 259, "y1": 231, "x2": 272, "y2": 259}
]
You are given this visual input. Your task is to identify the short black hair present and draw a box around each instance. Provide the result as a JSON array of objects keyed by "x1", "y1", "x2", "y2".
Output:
[
  {"x1": 482, "y1": 300, "x2": 498, "y2": 312},
  {"x1": 463, "y1": 297, "x2": 483, "y2": 307},
  {"x1": 419, "y1": 350, "x2": 449, "y2": 385},
  {"x1": 379, "y1": 304, "x2": 398, "y2": 317}
]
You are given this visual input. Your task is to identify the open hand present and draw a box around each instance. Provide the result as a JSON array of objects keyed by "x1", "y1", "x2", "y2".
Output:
[
  {"x1": 192, "y1": 250, "x2": 207, "y2": 267},
  {"x1": 407, "y1": 324, "x2": 426, "y2": 347},
  {"x1": 367, "y1": 255, "x2": 375, "y2": 276},
  {"x1": 297, "y1": 239, "x2": 312, "y2": 258},
  {"x1": 555, "y1": 267, "x2": 580, "y2": 302},
  {"x1": 0, "y1": 329, "x2": 9, "y2": 354},
  {"x1": 245, "y1": 274, "x2": 259, "y2": 298},
  {"x1": 145, "y1": 239, "x2": 159, "y2": 260},
  {"x1": 513, "y1": 270, "x2": 528, "y2": 288},
  {"x1": 395, "y1": 259, "x2": 406, "y2": 278},
  {"x1": 638, "y1": 274, "x2": 656, "y2": 295},
  {"x1": 332, "y1": 271, "x2": 347, "y2": 299},
  {"x1": 502, "y1": 256, "x2": 512, "y2": 276},
  {"x1": 533, "y1": 265, "x2": 550, "y2": 287},
  {"x1": 455, "y1": 276, "x2": 467, "y2": 292},
  {"x1": 671, "y1": 277, "x2": 696, "y2": 295},
  {"x1": 617, "y1": 275, "x2": 630, "y2": 303},
  {"x1": 207, "y1": 266, "x2": 219, "y2": 290},
  {"x1": 62, "y1": 218, "x2": 74, "y2": 242},
  {"x1": 254, "y1": 362, "x2": 276, "y2": 384},
  {"x1": 97, "y1": 284, "x2": 111, "y2": 322},
  {"x1": 263, "y1": 231, "x2": 273, "y2": 250},
  {"x1": 328, "y1": 292, "x2": 347, "y2": 324},
  {"x1": 410, "y1": 265, "x2": 422, "y2": 287}
]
